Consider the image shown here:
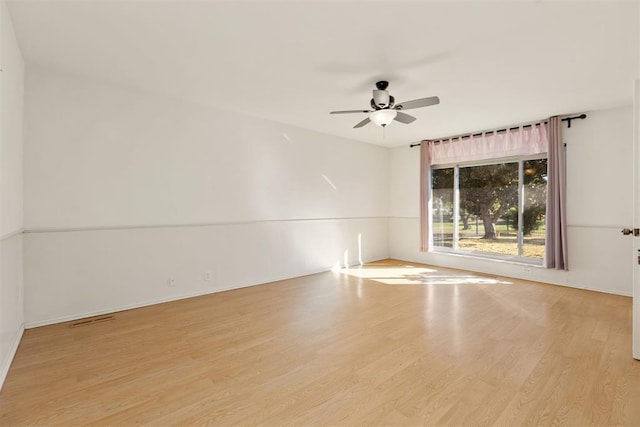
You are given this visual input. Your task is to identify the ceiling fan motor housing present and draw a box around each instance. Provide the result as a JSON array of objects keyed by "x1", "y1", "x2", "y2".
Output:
[{"x1": 372, "y1": 91, "x2": 394, "y2": 109}]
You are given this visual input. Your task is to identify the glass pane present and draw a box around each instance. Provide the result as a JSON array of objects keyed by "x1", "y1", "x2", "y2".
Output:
[
  {"x1": 458, "y1": 162, "x2": 519, "y2": 256},
  {"x1": 522, "y1": 159, "x2": 547, "y2": 259},
  {"x1": 431, "y1": 168, "x2": 454, "y2": 248}
]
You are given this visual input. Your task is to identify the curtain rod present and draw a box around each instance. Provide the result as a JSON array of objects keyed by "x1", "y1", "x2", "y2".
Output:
[{"x1": 409, "y1": 113, "x2": 587, "y2": 148}]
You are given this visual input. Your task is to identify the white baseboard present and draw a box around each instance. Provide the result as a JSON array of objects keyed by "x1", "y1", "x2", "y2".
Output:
[
  {"x1": 0, "y1": 324, "x2": 25, "y2": 391},
  {"x1": 23, "y1": 264, "x2": 352, "y2": 329},
  {"x1": 24, "y1": 289, "x2": 219, "y2": 329},
  {"x1": 391, "y1": 255, "x2": 633, "y2": 297}
]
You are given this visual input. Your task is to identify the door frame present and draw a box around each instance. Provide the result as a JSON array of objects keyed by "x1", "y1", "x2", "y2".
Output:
[{"x1": 633, "y1": 79, "x2": 639, "y2": 360}]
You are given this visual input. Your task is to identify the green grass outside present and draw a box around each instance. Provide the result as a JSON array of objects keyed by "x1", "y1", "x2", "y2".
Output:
[{"x1": 432, "y1": 219, "x2": 545, "y2": 258}]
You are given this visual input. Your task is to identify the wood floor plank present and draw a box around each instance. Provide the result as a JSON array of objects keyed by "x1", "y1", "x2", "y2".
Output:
[{"x1": 1, "y1": 259, "x2": 639, "y2": 426}]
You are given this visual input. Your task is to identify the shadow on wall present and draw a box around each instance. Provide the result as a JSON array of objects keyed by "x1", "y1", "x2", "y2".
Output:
[{"x1": 331, "y1": 232, "x2": 366, "y2": 271}]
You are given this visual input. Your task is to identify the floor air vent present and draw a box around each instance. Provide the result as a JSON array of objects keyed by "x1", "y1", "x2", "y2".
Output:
[{"x1": 69, "y1": 314, "x2": 115, "y2": 328}]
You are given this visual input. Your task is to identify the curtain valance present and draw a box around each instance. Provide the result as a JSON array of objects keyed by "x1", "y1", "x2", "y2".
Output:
[{"x1": 426, "y1": 123, "x2": 548, "y2": 166}]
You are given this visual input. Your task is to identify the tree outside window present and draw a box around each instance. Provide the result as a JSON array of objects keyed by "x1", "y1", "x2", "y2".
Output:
[{"x1": 431, "y1": 157, "x2": 547, "y2": 260}]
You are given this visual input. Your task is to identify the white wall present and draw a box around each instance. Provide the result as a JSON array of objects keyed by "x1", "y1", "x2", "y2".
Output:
[
  {"x1": 23, "y1": 66, "x2": 389, "y2": 326},
  {"x1": 389, "y1": 105, "x2": 634, "y2": 296},
  {"x1": 0, "y1": 0, "x2": 25, "y2": 388}
]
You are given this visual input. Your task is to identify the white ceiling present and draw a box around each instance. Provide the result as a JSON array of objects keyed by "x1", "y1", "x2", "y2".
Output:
[{"x1": 7, "y1": 0, "x2": 639, "y2": 147}]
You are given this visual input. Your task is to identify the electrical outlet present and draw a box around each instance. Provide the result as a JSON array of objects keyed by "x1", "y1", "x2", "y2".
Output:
[
  {"x1": 168, "y1": 277, "x2": 176, "y2": 287},
  {"x1": 204, "y1": 271, "x2": 212, "y2": 282}
]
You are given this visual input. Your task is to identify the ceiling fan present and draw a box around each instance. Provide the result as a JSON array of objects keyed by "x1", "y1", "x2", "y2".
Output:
[{"x1": 330, "y1": 81, "x2": 440, "y2": 128}]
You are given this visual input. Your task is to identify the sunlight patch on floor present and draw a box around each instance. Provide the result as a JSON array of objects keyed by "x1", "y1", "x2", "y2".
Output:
[
  {"x1": 340, "y1": 265, "x2": 512, "y2": 286},
  {"x1": 341, "y1": 267, "x2": 437, "y2": 279}
]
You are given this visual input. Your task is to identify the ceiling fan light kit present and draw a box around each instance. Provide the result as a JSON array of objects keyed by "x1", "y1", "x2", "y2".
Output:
[
  {"x1": 370, "y1": 109, "x2": 397, "y2": 127},
  {"x1": 330, "y1": 80, "x2": 440, "y2": 129}
]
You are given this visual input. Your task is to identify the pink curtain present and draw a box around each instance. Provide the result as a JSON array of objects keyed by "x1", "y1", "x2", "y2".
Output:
[
  {"x1": 420, "y1": 142, "x2": 432, "y2": 252},
  {"x1": 544, "y1": 116, "x2": 568, "y2": 270},
  {"x1": 430, "y1": 124, "x2": 548, "y2": 165},
  {"x1": 421, "y1": 119, "x2": 563, "y2": 262}
]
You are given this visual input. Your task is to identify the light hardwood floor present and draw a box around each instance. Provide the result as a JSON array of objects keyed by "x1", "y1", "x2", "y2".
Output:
[{"x1": 1, "y1": 259, "x2": 639, "y2": 425}]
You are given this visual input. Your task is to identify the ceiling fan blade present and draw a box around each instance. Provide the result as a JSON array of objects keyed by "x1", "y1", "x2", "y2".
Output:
[
  {"x1": 353, "y1": 117, "x2": 371, "y2": 128},
  {"x1": 330, "y1": 110, "x2": 372, "y2": 115},
  {"x1": 395, "y1": 96, "x2": 440, "y2": 110},
  {"x1": 394, "y1": 111, "x2": 417, "y2": 124}
]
